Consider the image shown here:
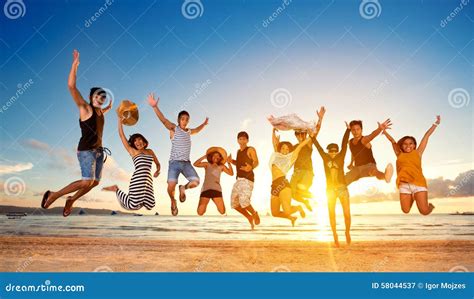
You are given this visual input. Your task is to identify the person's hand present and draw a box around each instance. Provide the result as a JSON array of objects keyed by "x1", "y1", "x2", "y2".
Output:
[
  {"x1": 147, "y1": 93, "x2": 159, "y2": 107},
  {"x1": 227, "y1": 154, "x2": 233, "y2": 164},
  {"x1": 154, "y1": 170, "x2": 160, "y2": 178},
  {"x1": 345, "y1": 121, "x2": 350, "y2": 130},
  {"x1": 118, "y1": 116, "x2": 124, "y2": 124},
  {"x1": 435, "y1": 115, "x2": 441, "y2": 125},
  {"x1": 347, "y1": 164, "x2": 354, "y2": 170},
  {"x1": 72, "y1": 49, "x2": 80, "y2": 66},
  {"x1": 317, "y1": 106, "x2": 326, "y2": 119},
  {"x1": 104, "y1": 99, "x2": 113, "y2": 110},
  {"x1": 378, "y1": 118, "x2": 392, "y2": 131},
  {"x1": 203, "y1": 117, "x2": 209, "y2": 126},
  {"x1": 240, "y1": 163, "x2": 252, "y2": 172}
]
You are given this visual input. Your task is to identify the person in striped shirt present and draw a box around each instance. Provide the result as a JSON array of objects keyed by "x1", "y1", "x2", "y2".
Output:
[{"x1": 147, "y1": 93, "x2": 209, "y2": 216}]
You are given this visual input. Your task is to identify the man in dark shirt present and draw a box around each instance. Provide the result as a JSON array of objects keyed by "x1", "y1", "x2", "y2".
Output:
[
  {"x1": 42, "y1": 50, "x2": 112, "y2": 217},
  {"x1": 313, "y1": 124, "x2": 351, "y2": 247}
]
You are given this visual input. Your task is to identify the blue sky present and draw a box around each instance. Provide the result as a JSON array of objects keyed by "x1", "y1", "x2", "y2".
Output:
[{"x1": 0, "y1": 0, "x2": 472, "y2": 215}]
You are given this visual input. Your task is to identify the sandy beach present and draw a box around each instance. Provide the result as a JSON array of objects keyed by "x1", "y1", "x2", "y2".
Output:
[{"x1": 1, "y1": 236, "x2": 472, "y2": 272}]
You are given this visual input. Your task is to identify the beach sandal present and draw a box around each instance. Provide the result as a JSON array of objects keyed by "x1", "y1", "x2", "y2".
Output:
[
  {"x1": 63, "y1": 197, "x2": 74, "y2": 217},
  {"x1": 41, "y1": 190, "x2": 50, "y2": 209},
  {"x1": 178, "y1": 185, "x2": 186, "y2": 203},
  {"x1": 171, "y1": 200, "x2": 178, "y2": 216},
  {"x1": 252, "y1": 212, "x2": 261, "y2": 225}
]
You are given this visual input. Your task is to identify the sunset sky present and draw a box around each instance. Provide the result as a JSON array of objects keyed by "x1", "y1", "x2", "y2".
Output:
[{"x1": 0, "y1": 0, "x2": 472, "y2": 216}]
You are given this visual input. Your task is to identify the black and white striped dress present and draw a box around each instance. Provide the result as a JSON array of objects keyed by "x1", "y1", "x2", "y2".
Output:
[{"x1": 116, "y1": 153, "x2": 155, "y2": 210}]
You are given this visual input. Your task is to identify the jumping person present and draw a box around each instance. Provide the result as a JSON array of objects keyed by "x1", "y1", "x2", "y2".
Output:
[
  {"x1": 41, "y1": 49, "x2": 112, "y2": 217},
  {"x1": 102, "y1": 118, "x2": 160, "y2": 210},
  {"x1": 313, "y1": 121, "x2": 351, "y2": 247},
  {"x1": 230, "y1": 132, "x2": 260, "y2": 229},
  {"x1": 382, "y1": 116, "x2": 441, "y2": 216},
  {"x1": 345, "y1": 119, "x2": 394, "y2": 186},
  {"x1": 270, "y1": 128, "x2": 312, "y2": 226},
  {"x1": 194, "y1": 147, "x2": 233, "y2": 216},
  {"x1": 147, "y1": 93, "x2": 208, "y2": 216},
  {"x1": 290, "y1": 107, "x2": 326, "y2": 211}
]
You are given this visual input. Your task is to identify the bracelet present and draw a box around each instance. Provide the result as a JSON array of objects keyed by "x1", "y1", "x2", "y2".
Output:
[{"x1": 433, "y1": 123, "x2": 439, "y2": 126}]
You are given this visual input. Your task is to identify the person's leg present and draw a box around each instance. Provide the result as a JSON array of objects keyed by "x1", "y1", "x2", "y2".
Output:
[
  {"x1": 179, "y1": 162, "x2": 200, "y2": 202},
  {"x1": 339, "y1": 189, "x2": 352, "y2": 245},
  {"x1": 271, "y1": 193, "x2": 297, "y2": 226},
  {"x1": 399, "y1": 184, "x2": 415, "y2": 214},
  {"x1": 344, "y1": 166, "x2": 361, "y2": 186},
  {"x1": 167, "y1": 161, "x2": 180, "y2": 215},
  {"x1": 326, "y1": 189, "x2": 339, "y2": 247},
  {"x1": 235, "y1": 206, "x2": 254, "y2": 229},
  {"x1": 63, "y1": 180, "x2": 99, "y2": 216},
  {"x1": 45, "y1": 180, "x2": 91, "y2": 207},
  {"x1": 211, "y1": 197, "x2": 226, "y2": 215},
  {"x1": 197, "y1": 197, "x2": 211, "y2": 216},
  {"x1": 414, "y1": 191, "x2": 434, "y2": 215},
  {"x1": 280, "y1": 188, "x2": 305, "y2": 218}
]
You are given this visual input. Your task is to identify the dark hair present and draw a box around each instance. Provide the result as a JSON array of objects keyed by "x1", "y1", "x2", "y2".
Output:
[
  {"x1": 207, "y1": 151, "x2": 224, "y2": 165},
  {"x1": 294, "y1": 130, "x2": 307, "y2": 137},
  {"x1": 278, "y1": 141, "x2": 294, "y2": 152},
  {"x1": 349, "y1": 120, "x2": 363, "y2": 129},
  {"x1": 178, "y1": 110, "x2": 190, "y2": 121},
  {"x1": 326, "y1": 143, "x2": 339, "y2": 152},
  {"x1": 397, "y1": 136, "x2": 417, "y2": 153},
  {"x1": 128, "y1": 134, "x2": 149, "y2": 150},
  {"x1": 237, "y1": 131, "x2": 249, "y2": 140},
  {"x1": 89, "y1": 87, "x2": 106, "y2": 101}
]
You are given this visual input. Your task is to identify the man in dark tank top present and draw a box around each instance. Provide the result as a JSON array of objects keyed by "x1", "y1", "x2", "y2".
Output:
[
  {"x1": 41, "y1": 49, "x2": 112, "y2": 217},
  {"x1": 345, "y1": 119, "x2": 394, "y2": 186},
  {"x1": 230, "y1": 131, "x2": 260, "y2": 229}
]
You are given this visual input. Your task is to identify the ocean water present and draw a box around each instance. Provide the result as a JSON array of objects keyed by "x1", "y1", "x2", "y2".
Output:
[{"x1": 1, "y1": 214, "x2": 472, "y2": 241}]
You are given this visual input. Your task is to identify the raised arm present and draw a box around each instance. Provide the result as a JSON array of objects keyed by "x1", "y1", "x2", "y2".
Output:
[
  {"x1": 417, "y1": 115, "x2": 440, "y2": 156},
  {"x1": 193, "y1": 154, "x2": 208, "y2": 168},
  {"x1": 190, "y1": 117, "x2": 209, "y2": 135},
  {"x1": 147, "y1": 93, "x2": 176, "y2": 131},
  {"x1": 272, "y1": 128, "x2": 280, "y2": 152},
  {"x1": 101, "y1": 99, "x2": 113, "y2": 114},
  {"x1": 382, "y1": 130, "x2": 400, "y2": 156},
  {"x1": 118, "y1": 118, "x2": 136, "y2": 156},
  {"x1": 361, "y1": 119, "x2": 392, "y2": 145},
  {"x1": 290, "y1": 137, "x2": 312, "y2": 164},
  {"x1": 222, "y1": 154, "x2": 234, "y2": 176},
  {"x1": 339, "y1": 128, "x2": 351, "y2": 158},
  {"x1": 68, "y1": 50, "x2": 89, "y2": 110},
  {"x1": 314, "y1": 106, "x2": 326, "y2": 138}
]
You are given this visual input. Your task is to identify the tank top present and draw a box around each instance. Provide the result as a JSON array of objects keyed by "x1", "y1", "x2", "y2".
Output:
[
  {"x1": 77, "y1": 105, "x2": 104, "y2": 151},
  {"x1": 236, "y1": 147, "x2": 255, "y2": 182},
  {"x1": 201, "y1": 164, "x2": 222, "y2": 192},
  {"x1": 170, "y1": 126, "x2": 191, "y2": 161},
  {"x1": 349, "y1": 138, "x2": 376, "y2": 166},
  {"x1": 396, "y1": 150, "x2": 427, "y2": 188},
  {"x1": 294, "y1": 143, "x2": 313, "y2": 171}
]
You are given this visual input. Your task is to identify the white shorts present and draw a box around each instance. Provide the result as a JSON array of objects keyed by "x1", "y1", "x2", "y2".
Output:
[
  {"x1": 399, "y1": 183, "x2": 427, "y2": 195},
  {"x1": 231, "y1": 178, "x2": 254, "y2": 209}
]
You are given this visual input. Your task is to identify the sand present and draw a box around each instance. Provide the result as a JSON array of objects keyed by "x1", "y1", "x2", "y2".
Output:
[{"x1": 1, "y1": 236, "x2": 472, "y2": 272}]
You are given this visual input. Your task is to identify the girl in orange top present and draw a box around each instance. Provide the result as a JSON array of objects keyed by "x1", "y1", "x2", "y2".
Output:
[{"x1": 382, "y1": 116, "x2": 441, "y2": 215}]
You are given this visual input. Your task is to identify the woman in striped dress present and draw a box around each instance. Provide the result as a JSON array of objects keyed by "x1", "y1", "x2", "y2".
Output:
[{"x1": 102, "y1": 118, "x2": 161, "y2": 210}]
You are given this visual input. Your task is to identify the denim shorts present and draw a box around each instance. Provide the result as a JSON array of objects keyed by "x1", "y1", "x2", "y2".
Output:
[
  {"x1": 77, "y1": 149, "x2": 104, "y2": 181},
  {"x1": 167, "y1": 160, "x2": 200, "y2": 183}
]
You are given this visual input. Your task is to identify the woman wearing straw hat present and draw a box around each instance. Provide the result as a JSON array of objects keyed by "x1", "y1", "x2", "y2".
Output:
[{"x1": 193, "y1": 147, "x2": 233, "y2": 216}]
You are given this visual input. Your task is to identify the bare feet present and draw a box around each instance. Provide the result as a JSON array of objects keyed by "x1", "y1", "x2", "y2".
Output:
[
  {"x1": 178, "y1": 185, "x2": 186, "y2": 203},
  {"x1": 303, "y1": 199, "x2": 313, "y2": 212},
  {"x1": 345, "y1": 231, "x2": 352, "y2": 245},
  {"x1": 102, "y1": 185, "x2": 118, "y2": 192},
  {"x1": 252, "y1": 212, "x2": 260, "y2": 225},
  {"x1": 384, "y1": 163, "x2": 394, "y2": 183},
  {"x1": 298, "y1": 206, "x2": 306, "y2": 218},
  {"x1": 63, "y1": 196, "x2": 75, "y2": 217},
  {"x1": 247, "y1": 216, "x2": 255, "y2": 230},
  {"x1": 428, "y1": 203, "x2": 435, "y2": 213},
  {"x1": 290, "y1": 216, "x2": 297, "y2": 227}
]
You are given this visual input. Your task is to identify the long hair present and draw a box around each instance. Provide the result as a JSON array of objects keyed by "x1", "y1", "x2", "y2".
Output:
[
  {"x1": 277, "y1": 141, "x2": 294, "y2": 153},
  {"x1": 128, "y1": 134, "x2": 149, "y2": 149},
  {"x1": 397, "y1": 136, "x2": 417, "y2": 153}
]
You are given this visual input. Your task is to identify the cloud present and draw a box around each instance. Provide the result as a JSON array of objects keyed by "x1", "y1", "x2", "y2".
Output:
[
  {"x1": 0, "y1": 162, "x2": 33, "y2": 175},
  {"x1": 102, "y1": 157, "x2": 130, "y2": 182},
  {"x1": 240, "y1": 118, "x2": 253, "y2": 130},
  {"x1": 23, "y1": 139, "x2": 50, "y2": 151}
]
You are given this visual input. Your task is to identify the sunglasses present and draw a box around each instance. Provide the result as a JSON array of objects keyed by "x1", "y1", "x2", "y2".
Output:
[{"x1": 328, "y1": 150, "x2": 338, "y2": 153}]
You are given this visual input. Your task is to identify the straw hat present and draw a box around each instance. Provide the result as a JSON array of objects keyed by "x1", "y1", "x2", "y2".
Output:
[
  {"x1": 206, "y1": 147, "x2": 228, "y2": 163},
  {"x1": 116, "y1": 100, "x2": 139, "y2": 126}
]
